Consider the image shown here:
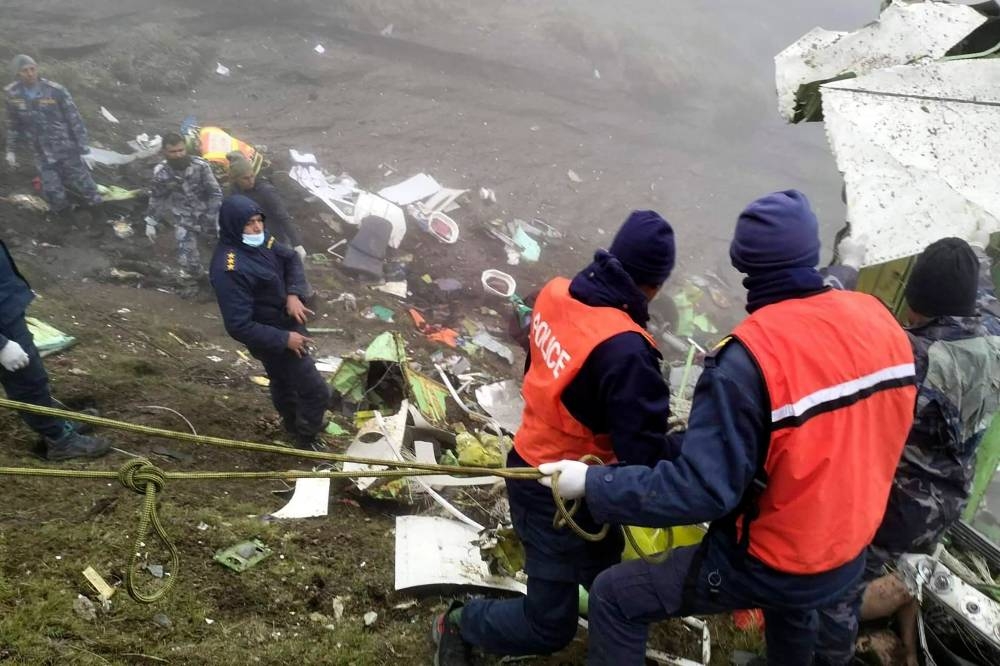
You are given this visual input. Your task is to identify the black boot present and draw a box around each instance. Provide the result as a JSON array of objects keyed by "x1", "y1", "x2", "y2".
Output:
[{"x1": 45, "y1": 426, "x2": 111, "y2": 461}]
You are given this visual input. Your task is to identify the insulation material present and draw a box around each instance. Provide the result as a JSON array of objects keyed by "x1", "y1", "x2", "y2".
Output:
[
  {"x1": 821, "y1": 59, "x2": 1000, "y2": 266},
  {"x1": 775, "y1": 1, "x2": 985, "y2": 122}
]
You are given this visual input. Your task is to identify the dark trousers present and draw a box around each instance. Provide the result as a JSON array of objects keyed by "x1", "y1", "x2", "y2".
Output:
[
  {"x1": 38, "y1": 154, "x2": 101, "y2": 211},
  {"x1": 587, "y1": 543, "x2": 826, "y2": 666},
  {"x1": 0, "y1": 314, "x2": 67, "y2": 439},
  {"x1": 461, "y1": 451, "x2": 624, "y2": 656},
  {"x1": 253, "y1": 348, "x2": 330, "y2": 443}
]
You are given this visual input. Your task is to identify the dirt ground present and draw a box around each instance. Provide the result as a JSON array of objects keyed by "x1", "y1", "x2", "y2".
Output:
[{"x1": 0, "y1": 1, "x2": 878, "y2": 663}]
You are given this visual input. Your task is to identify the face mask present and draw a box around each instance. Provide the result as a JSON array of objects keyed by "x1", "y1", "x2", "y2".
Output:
[
  {"x1": 242, "y1": 232, "x2": 266, "y2": 247},
  {"x1": 167, "y1": 156, "x2": 191, "y2": 171}
]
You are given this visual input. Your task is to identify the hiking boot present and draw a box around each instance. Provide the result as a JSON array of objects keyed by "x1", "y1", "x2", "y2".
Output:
[
  {"x1": 45, "y1": 428, "x2": 112, "y2": 462},
  {"x1": 432, "y1": 601, "x2": 470, "y2": 666},
  {"x1": 294, "y1": 436, "x2": 328, "y2": 452}
]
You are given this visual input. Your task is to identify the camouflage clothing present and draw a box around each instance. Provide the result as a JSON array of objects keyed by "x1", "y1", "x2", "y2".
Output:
[
  {"x1": 146, "y1": 156, "x2": 222, "y2": 276},
  {"x1": 816, "y1": 261, "x2": 1000, "y2": 665},
  {"x1": 4, "y1": 78, "x2": 100, "y2": 210}
]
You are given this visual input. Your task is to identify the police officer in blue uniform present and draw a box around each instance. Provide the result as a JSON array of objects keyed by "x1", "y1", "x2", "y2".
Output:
[
  {"x1": 209, "y1": 195, "x2": 330, "y2": 450},
  {"x1": 4, "y1": 55, "x2": 101, "y2": 213}
]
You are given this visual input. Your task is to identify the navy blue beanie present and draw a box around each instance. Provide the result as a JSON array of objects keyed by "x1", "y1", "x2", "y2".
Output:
[
  {"x1": 730, "y1": 190, "x2": 821, "y2": 274},
  {"x1": 608, "y1": 210, "x2": 676, "y2": 287}
]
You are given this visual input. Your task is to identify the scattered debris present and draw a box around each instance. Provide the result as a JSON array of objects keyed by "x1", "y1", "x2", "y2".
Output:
[
  {"x1": 361, "y1": 305, "x2": 395, "y2": 323},
  {"x1": 363, "y1": 611, "x2": 378, "y2": 627},
  {"x1": 269, "y1": 477, "x2": 330, "y2": 519},
  {"x1": 380, "y1": 23, "x2": 394, "y2": 37},
  {"x1": 331, "y1": 597, "x2": 346, "y2": 621},
  {"x1": 0, "y1": 193, "x2": 49, "y2": 213},
  {"x1": 144, "y1": 563, "x2": 165, "y2": 579},
  {"x1": 475, "y1": 381, "x2": 524, "y2": 434},
  {"x1": 26, "y1": 317, "x2": 76, "y2": 357},
  {"x1": 373, "y1": 281, "x2": 408, "y2": 299},
  {"x1": 378, "y1": 173, "x2": 442, "y2": 206},
  {"x1": 481, "y1": 269, "x2": 516, "y2": 298},
  {"x1": 471, "y1": 330, "x2": 515, "y2": 365},
  {"x1": 82, "y1": 566, "x2": 115, "y2": 601},
  {"x1": 567, "y1": 169, "x2": 582, "y2": 183},
  {"x1": 394, "y1": 516, "x2": 525, "y2": 593},
  {"x1": 215, "y1": 62, "x2": 231, "y2": 77},
  {"x1": 151, "y1": 613, "x2": 172, "y2": 630},
  {"x1": 111, "y1": 218, "x2": 134, "y2": 239},
  {"x1": 314, "y1": 44, "x2": 325, "y2": 54},
  {"x1": 99, "y1": 106, "x2": 119, "y2": 124},
  {"x1": 478, "y1": 187, "x2": 496, "y2": 203},
  {"x1": 251, "y1": 376, "x2": 270, "y2": 387},
  {"x1": 409, "y1": 309, "x2": 459, "y2": 348},
  {"x1": 213, "y1": 539, "x2": 272, "y2": 572}
]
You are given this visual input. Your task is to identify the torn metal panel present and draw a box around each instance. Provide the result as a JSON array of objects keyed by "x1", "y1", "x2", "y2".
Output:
[
  {"x1": 268, "y1": 477, "x2": 331, "y2": 519},
  {"x1": 775, "y1": 1, "x2": 985, "y2": 122},
  {"x1": 377, "y1": 173, "x2": 442, "y2": 206},
  {"x1": 821, "y1": 59, "x2": 1000, "y2": 265},
  {"x1": 412, "y1": 440, "x2": 499, "y2": 488},
  {"x1": 394, "y1": 516, "x2": 526, "y2": 593},
  {"x1": 474, "y1": 380, "x2": 524, "y2": 435}
]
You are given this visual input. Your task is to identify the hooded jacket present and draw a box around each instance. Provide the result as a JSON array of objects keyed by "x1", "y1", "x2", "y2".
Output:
[
  {"x1": 0, "y1": 240, "x2": 35, "y2": 347},
  {"x1": 209, "y1": 195, "x2": 308, "y2": 355}
]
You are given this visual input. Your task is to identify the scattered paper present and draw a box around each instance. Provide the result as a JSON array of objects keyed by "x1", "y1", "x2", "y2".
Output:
[
  {"x1": 215, "y1": 62, "x2": 231, "y2": 77},
  {"x1": 314, "y1": 44, "x2": 326, "y2": 54}
]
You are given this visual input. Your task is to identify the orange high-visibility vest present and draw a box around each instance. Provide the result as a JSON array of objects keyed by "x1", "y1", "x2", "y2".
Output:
[
  {"x1": 514, "y1": 278, "x2": 657, "y2": 467},
  {"x1": 731, "y1": 289, "x2": 916, "y2": 574}
]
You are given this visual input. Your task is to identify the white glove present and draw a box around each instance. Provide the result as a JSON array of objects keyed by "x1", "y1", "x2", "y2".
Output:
[
  {"x1": 538, "y1": 460, "x2": 590, "y2": 500},
  {"x1": 293, "y1": 245, "x2": 307, "y2": 263},
  {"x1": 837, "y1": 234, "x2": 869, "y2": 270},
  {"x1": 0, "y1": 340, "x2": 30, "y2": 372},
  {"x1": 144, "y1": 216, "x2": 158, "y2": 243},
  {"x1": 5, "y1": 151, "x2": 16, "y2": 169}
]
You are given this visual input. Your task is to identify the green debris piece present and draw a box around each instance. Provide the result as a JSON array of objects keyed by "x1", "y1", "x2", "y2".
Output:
[
  {"x1": 25, "y1": 317, "x2": 76, "y2": 357},
  {"x1": 403, "y1": 367, "x2": 450, "y2": 424},
  {"x1": 309, "y1": 253, "x2": 330, "y2": 264},
  {"x1": 512, "y1": 224, "x2": 541, "y2": 262},
  {"x1": 372, "y1": 305, "x2": 394, "y2": 322},
  {"x1": 325, "y1": 421, "x2": 348, "y2": 436},
  {"x1": 672, "y1": 283, "x2": 717, "y2": 337},
  {"x1": 213, "y1": 539, "x2": 272, "y2": 573},
  {"x1": 488, "y1": 528, "x2": 526, "y2": 577},
  {"x1": 965, "y1": 413, "x2": 1000, "y2": 523},
  {"x1": 367, "y1": 477, "x2": 410, "y2": 501},
  {"x1": 578, "y1": 585, "x2": 589, "y2": 616},
  {"x1": 96, "y1": 184, "x2": 144, "y2": 201},
  {"x1": 456, "y1": 430, "x2": 505, "y2": 468},
  {"x1": 330, "y1": 358, "x2": 369, "y2": 403},
  {"x1": 438, "y1": 449, "x2": 460, "y2": 467},
  {"x1": 365, "y1": 332, "x2": 406, "y2": 363}
]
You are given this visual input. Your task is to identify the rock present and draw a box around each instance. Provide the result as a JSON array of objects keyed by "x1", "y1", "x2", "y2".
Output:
[
  {"x1": 308, "y1": 612, "x2": 331, "y2": 625},
  {"x1": 363, "y1": 611, "x2": 378, "y2": 627},
  {"x1": 73, "y1": 594, "x2": 97, "y2": 622},
  {"x1": 331, "y1": 597, "x2": 345, "y2": 621},
  {"x1": 151, "y1": 613, "x2": 172, "y2": 629}
]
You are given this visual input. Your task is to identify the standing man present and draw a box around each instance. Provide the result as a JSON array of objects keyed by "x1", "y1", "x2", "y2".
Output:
[
  {"x1": 433, "y1": 211, "x2": 681, "y2": 665},
  {"x1": 144, "y1": 132, "x2": 223, "y2": 280},
  {"x1": 539, "y1": 191, "x2": 918, "y2": 665},
  {"x1": 227, "y1": 154, "x2": 307, "y2": 263},
  {"x1": 5, "y1": 55, "x2": 102, "y2": 214},
  {"x1": 209, "y1": 195, "x2": 330, "y2": 451},
  {"x1": 1, "y1": 239, "x2": 110, "y2": 460},
  {"x1": 815, "y1": 235, "x2": 1000, "y2": 666}
]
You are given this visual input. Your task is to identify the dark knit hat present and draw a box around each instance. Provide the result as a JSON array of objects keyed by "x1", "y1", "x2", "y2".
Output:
[
  {"x1": 228, "y1": 156, "x2": 254, "y2": 179},
  {"x1": 730, "y1": 190, "x2": 821, "y2": 274},
  {"x1": 11, "y1": 54, "x2": 36, "y2": 77},
  {"x1": 905, "y1": 237, "x2": 979, "y2": 317},
  {"x1": 608, "y1": 210, "x2": 676, "y2": 287}
]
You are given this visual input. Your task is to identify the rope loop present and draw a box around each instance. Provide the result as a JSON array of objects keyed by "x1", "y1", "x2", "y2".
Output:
[{"x1": 118, "y1": 458, "x2": 166, "y2": 495}]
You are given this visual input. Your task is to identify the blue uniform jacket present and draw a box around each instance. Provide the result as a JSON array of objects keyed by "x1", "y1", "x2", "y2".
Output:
[
  {"x1": 585, "y1": 307, "x2": 864, "y2": 605},
  {"x1": 5, "y1": 79, "x2": 89, "y2": 162},
  {"x1": 0, "y1": 240, "x2": 35, "y2": 348},
  {"x1": 517, "y1": 250, "x2": 679, "y2": 468},
  {"x1": 209, "y1": 195, "x2": 308, "y2": 355}
]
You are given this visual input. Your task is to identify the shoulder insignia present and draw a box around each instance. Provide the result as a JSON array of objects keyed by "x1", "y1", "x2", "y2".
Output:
[
  {"x1": 712, "y1": 336, "x2": 732, "y2": 352},
  {"x1": 226, "y1": 251, "x2": 237, "y2": 272},
  {"x1": 42, "y1": 80, "x2": 66, "y2": 93},
  {"x1": 266, "y1": 236, "x2": 275, "y2": 249}
]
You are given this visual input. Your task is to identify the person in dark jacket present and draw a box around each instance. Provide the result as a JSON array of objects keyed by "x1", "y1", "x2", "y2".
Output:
[
  {"x1": 209, "y1": 195, "x2": 330, "y2": 450},
  {"x1": 539, "y1": 191, "x2": 918, "y2": 666},
  {"x1": 815, "y1": 235, "x2": 1000, "y2": 666},
  {"x1": 432, "y1": 210, "x2": 680, "y2": 665},
  {"x1": 0, "y1": 239, "x2": 110, "y2": 460}
]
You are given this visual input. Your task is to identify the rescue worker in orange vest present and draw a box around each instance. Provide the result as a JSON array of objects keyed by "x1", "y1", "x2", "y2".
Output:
[
  {"x1": 539, "y1": 191, "x2": 918, "y2": 665},
  {"x1": 432, "y1": 210, "x2": 681, "y2": 665}
]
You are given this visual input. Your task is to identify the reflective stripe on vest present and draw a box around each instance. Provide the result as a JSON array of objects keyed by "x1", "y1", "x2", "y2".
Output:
[
  {"x1": 732, "y1": 290, "x2": 916, "y2": 574},
  {"x1": 514, "y1": 278, "x2": 656, "y2": 467}
]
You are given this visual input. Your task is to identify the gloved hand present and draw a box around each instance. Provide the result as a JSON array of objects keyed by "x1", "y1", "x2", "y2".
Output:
[
  {"x1": 837, "y1": 234, "x2": 869, "y2": 270},
  {"x1": 144, "y1": 216, "x2": 157, "y2": 243},
  {"x1": 5, "y1": 151, "x2": 16, "y2": 169},
  {"x1": 0, "y1": 340, "x2": 30, "y2": 372},
  {"x1": 537, "y1": 460, "x2": 590, "y2": 500},
  {"x1": 293, "y1": 245, "x2": 307, "y2": 263}
]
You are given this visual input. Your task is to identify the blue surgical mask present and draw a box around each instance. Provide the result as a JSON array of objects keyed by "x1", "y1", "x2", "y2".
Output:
[{"x1": 242, "y1": 232, "x2": 265, "y2": 247}]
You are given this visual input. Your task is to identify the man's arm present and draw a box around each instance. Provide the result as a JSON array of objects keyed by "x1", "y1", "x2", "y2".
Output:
[
  {"x1": 214, "y1": 270, "x2": 289, "y2": 353},
  {"x1": 5, "y1": 90, "x2": 23, "y2": 155},
  {"x1": 584, "y1": 340, "x2": 766, "y2": 528},
  {"x1": 58, "y1": 86, "x2": 89, "y2": 152},
  {"x1": 258, "y1": 181, "x2": 303, "y2": 247},
  {"x1": 201, "y1": 162, "x2": 223, "y2": 227},
  {"x1": 145, "y1": 166, "x2": 170, "y2": 220},
  {"x1": 276, "y1": 243, "x2": 308, "y2": 298}
]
